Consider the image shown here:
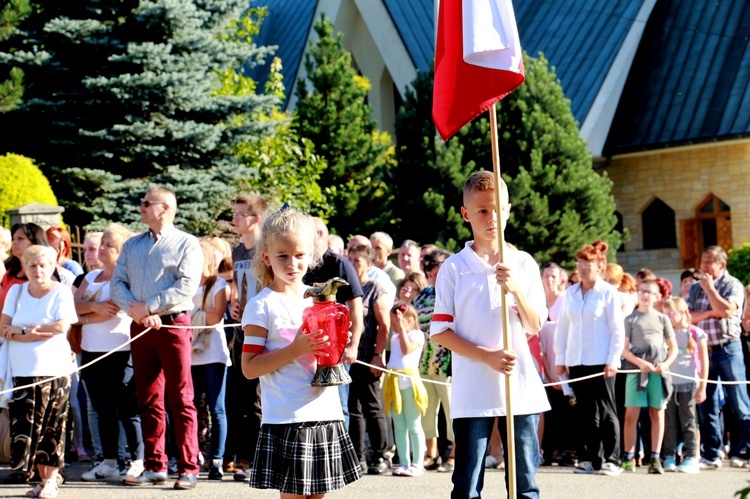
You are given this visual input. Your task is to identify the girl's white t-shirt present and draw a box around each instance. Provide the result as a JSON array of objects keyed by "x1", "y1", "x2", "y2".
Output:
[
  {"x1": 387, "y1": 329, "x2": 425, "y2": 389},
  {"x1": 242, "y1": 286, "x2": 343, "y2": 424},
  {"x1": 2, "y1": 283, "x2": 77, "y2": 376},
  {"x1": 81, "y1": 269, "x2": 132, "y2": 353},
  {"x1": 191, "y1": 277, "x2": 231, "y2": 366}
]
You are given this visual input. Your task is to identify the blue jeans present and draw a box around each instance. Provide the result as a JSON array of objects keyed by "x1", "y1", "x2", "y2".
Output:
[
  {"x1": 338, "y1": 363, "x2": 352, "y2": 430},
  {"x1": 191, "y1": 363, "x2": 228, "y2": 460},
  {"x1": 699, "y1": 340, "x2": 750, "y2": 460},
  {"x1": 452, "y1": 414, "x2": 540, "y2": 499}
]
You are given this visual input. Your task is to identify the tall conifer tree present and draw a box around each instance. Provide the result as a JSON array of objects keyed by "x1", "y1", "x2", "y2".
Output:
[
  {"x1": 294, "y1": 15, "x2": 395, "y2": 238},
  {"x1": 394, "y1": 54, "x2": 625, "y2": 265},
  {"x1": 0, "y1": 1, "x2": 278, "y2": 233}
]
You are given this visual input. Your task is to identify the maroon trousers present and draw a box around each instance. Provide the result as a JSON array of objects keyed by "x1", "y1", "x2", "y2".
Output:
[{"x1": 130, "y1": 314, "x2": 199, "y2": 474}]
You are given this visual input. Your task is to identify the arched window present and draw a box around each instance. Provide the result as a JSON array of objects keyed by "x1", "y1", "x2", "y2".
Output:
[
  {"x1": 696, "y1": 194, "x2": 732, "y2": 250},
  {"x1": 642, "y1": 198, "x2": 676, "y2": 250}
]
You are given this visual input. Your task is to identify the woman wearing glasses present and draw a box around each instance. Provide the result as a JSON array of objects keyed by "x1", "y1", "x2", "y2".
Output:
[{"x1": 554, "y1": 242, "x2": 625, "y2": 476}]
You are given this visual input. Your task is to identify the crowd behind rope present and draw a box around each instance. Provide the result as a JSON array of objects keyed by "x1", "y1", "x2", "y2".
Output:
[{"x1": 0, "y1": 182, "x2": 749, "y2": 498}]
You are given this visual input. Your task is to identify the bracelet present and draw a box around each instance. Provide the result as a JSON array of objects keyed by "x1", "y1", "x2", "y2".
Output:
[{"x1": 20, "y1": 327, "x2": 26, "y2": 335}]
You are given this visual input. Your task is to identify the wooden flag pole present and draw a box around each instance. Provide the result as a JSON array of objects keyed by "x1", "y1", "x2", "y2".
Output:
[{"x1": 489, "y1": 102, "x2": 516, "y2": 499}]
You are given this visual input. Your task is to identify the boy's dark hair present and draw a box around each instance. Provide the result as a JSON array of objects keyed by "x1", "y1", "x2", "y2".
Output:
[
  {"x1": 423, "y1": 248, "x2": 452, "y2": 271},
  {"x1": 235, "y1": 194, "x2": 267, "y2": 216},
  {"x1": 638, "y1": 278, "x2": 659, "y2": 293},
  {"x1": 636, "y1": 268, "x2": 656, "y2": 281}
]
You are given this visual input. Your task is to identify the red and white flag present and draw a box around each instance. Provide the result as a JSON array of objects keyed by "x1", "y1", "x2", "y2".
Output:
[{"x1": 433, "y1": 0, "x2": 525, "y2": 141}]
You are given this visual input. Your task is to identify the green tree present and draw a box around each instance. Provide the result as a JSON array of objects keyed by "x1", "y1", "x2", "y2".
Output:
[
  {"x1": 0, "y1": 0, "x2": 31, "y2": 112},
  {"x1": 0, "y1": 1, "x2": 279, "y2": 234},
  {"x1": 394, "y1": 54, "x2": 626, "y2": 266},
  {"x1": 0, "y1": 153, "x2": 59, "y2": 227},
  {"x1": 294, "y1": 15, "x2": 395, "y2": 237}
]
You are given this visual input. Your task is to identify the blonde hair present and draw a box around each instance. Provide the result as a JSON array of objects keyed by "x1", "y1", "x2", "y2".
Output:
[
  {"x1": 605, "y1": 263, "x2": 624, "y2": 286},
  {"x1": 253, "y1": 208, "x2": 321, "y2": 289},
  {"x1": 21, "y1": 245, "x2": 58, "y2": 268},
  {"x1": 663, "y1": 296, "x2": 695, "y2": 353},
  {"x1": 102, "y1": 223, "x2": 134, "y2": 252},
  {"x1": 391, "y1": 302, "x2": 419, "y2": 330},
  {"x1": 199, "y1": 240, "x2": 218, "y2": 277},
  {"x1": 463, "y1": 170, "x2": 509, "y2": 205}
]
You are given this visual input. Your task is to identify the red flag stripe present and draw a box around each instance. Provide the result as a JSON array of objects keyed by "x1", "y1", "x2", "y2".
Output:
[
  {"x1": 432, "y1": 0, "x2": 525, "y2": 141},
  {"x1": 432, "y1": 314, "x2": 455, "y2": 323},
  {"x1": 243, "y1": 344, "x2": 264, "y2": 354}
]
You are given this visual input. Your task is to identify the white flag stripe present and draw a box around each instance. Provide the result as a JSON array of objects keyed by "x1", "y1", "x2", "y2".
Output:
[
  {"x1": 462, "y1": 0, "x2": 523, "y2": 71},
  {"x1": 243, "y1": 336, "x2": 266, "y2": 346}
]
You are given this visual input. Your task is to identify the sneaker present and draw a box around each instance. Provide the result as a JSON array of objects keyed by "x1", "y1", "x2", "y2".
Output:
[
  {"x1": 81, "y1": 461, "x2": 120, "y2": 481},
  {"x1": 677, "y1": 456, "x2": 701, "y2": 474},
  {"x1": 392, "y1": 464, "x2": 409, "y2": 476},
  {"x1": 730, "y1": 457, "x2": 748, "y2": 468},
  {"x1": 599, "y1": 462, "x2": 623, "y2": 476},
  {"x1": 407, "y1": 464, "x2": 424, "y2": 477},
  {"x1": 574, "y1": 461, "x2": 595, "y2": 474},
  {"x1": 233, "y1": 468, "x2": 251, "y2": 482},
  {"x1": 648, "y1": 457, "x2": 664, "y2": 474},
  {"x1": 367, "y1": 458, "x2": 389, "y2": 475},
  {"x1": 173, "y1": 473, "x2": 198, "y2": 490},
  {"x1": 663, "y1": 455, "x2": 676, "y2": 472},
  {"x1": 76, "y1": 446, "x2": 91, "y2": 462},
  {"x1": 208, "y1": 459, "x2": 223, "y2": 480},
  {"x1": 620, "y1": 459, "x2": 636, "y2": 473},
  {"x1": 123, "y1": 459, "x2": 144, "y2": 481},
  {"x1": 699, "y1": 457, "x2": 722, "y2": 470},
  {"x1": 122, "y1": 470, "x2": 168, "y2": 486}
]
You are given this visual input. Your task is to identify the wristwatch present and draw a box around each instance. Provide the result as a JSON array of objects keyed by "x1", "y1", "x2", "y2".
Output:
[{"x1": 21, "y1": 327, "x2": 29, "y2": 335}]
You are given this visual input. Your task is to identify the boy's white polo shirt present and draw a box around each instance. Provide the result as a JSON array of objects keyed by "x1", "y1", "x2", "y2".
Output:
[{"x1": 431, "y1": 242, "x2": 550, "y2": 418}]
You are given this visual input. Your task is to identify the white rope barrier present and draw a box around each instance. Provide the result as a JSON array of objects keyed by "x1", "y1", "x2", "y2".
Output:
[{"x1": 1, "y1": 319, "x2": 744, "y2": 395}]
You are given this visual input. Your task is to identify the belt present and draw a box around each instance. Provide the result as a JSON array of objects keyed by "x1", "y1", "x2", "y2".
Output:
[
  {"x1": 709, "y1": 339, "x2": 739, "y2": 352},
  {"x1": 159, "y1": 312, "x2": 186, "y2": 323}
]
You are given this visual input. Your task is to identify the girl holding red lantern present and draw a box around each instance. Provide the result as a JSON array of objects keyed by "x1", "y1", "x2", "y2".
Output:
[{"x1": 240, "y1": 208, "x2": 361, "y2": 498}]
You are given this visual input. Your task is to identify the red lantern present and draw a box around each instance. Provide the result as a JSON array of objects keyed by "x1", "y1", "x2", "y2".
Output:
[{"x1": 302, "y1": 278, "x2": 352, "y2": 386}]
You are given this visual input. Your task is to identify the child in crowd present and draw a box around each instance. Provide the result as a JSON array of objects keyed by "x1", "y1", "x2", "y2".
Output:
[
  {"x1": 662, "y1": 297, "x2": 708, "y2": 473},
  {"x1": 384, "y1": 303, "x2": 427, "y2": 477},
  {"x1": 621, "y1": 279, "x2": 678, "y2": 474},
  {"x1": 430, "y1": 171, "x2": 549, "y2": 498},
  {"x1": 190, "y1": 240, "x2": 231, "y2": 479},
  {"x1": 240, "y1": 208, "x2": 361, "y2": 497}
]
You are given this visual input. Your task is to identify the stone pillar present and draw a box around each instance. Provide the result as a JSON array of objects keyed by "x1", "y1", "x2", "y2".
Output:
[{"x1": 6, "y1": 203, "x2": 64, "y2": 229}]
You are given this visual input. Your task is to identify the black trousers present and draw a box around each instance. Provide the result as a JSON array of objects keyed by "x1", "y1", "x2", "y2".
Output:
[
  {"x1": 542, "y1": 386, "x2": 578, "y2": 457},
  {"x1": 81, "y1": 350, "x2": 143, "y2": 461},
  {"x1": 348, "y1": 363, "x2": 388, "y2": 463},
  {"x1": 224, "y1": 329, "x2": 262, "y2": 463},
  {"x1": 569, "y1": 364, "x2": 621, "y2": 469}
]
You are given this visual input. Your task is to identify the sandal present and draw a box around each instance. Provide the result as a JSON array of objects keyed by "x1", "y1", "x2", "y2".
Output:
[
  {"x1": 423, "y1": 456, "x2": 440, "y2": 471},
  {"x1": 437, "y1": 458, "x2": 455, "y2": 473},
  {"x1": 37, "y1": 479, "x2": 58, "y2": 499}
]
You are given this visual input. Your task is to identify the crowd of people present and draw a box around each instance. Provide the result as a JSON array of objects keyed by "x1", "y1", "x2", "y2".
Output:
[{"x1": 0, "y1": 176, "x2": 748, "y2": 498}]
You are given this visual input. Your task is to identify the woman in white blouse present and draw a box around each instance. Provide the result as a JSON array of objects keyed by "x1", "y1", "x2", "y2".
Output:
[
  {"x1": 1, "y1": 245, "x2": 77, "y2": 498},
  {"x1": 554, "y1": 242, "x2": 625, "y2": 476}
]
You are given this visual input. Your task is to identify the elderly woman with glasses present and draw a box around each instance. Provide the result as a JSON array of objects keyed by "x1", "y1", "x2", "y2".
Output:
[
  {"x1": 554, "y1": 242, "x2": 625, "y2": 476},
  {"x1": 1, "y1": 245, "x2": 77, "y2": 498}
]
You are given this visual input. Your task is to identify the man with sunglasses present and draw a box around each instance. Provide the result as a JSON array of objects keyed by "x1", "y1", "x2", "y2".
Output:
[{"x1": 111, "y1": 187, "x2": 203, "y2": 490}]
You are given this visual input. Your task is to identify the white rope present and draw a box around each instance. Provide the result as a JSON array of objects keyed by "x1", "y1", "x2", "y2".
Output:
[{"x1": 0, "y1": 321, "x2": 243, "y2": 396}]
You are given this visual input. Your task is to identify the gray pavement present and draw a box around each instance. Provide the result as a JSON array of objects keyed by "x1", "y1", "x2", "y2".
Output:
[{"x1": 0, "y1": 460, "x2": 748, "y2": 498}]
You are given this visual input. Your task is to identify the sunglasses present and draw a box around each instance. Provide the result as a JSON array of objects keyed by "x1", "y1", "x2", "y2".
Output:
[{"x1": 140, "y1": 200, "x2": 167, "y2": 208}]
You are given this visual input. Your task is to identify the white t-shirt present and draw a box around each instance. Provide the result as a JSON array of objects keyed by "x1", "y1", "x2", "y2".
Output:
[
  {"x1": 81, "y1": 270, "x2": 132, "y2": 353},
  {"x1": 242, "y1": 286, "x2": 343, "y2": 424},
  {"x1": 191, "y1": 277, "x2": 231, "y2": 366},
  {"x1": 2, "y1": 283, "x2": 77, "y2": 376},
  {"x1": 387, "y1": 329, "x2": 425, "y2": 389},
  {"x1": 431, "y1": 242, "x2": 550, "y2": 418}
]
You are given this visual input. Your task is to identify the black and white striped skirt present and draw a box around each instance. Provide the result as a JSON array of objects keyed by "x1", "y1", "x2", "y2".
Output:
[{"x1": 251, "y1": 420, "x2": 362, "y2": 495}]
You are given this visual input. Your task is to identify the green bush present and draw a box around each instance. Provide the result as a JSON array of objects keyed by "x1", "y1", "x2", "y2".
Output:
[
  {"x1": 0, "y1": 153, "x2": 59, "y2": 227},
  {"x1": 728, "y1": 243, "x2": 750, "y2": 286}
]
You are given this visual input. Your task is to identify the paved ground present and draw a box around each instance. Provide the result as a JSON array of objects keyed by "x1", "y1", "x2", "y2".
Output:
[{"x1": 0, "y1": 460, "x2": 748, "y2": 498}]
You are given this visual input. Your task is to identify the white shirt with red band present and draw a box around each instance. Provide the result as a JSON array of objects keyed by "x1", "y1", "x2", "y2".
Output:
[
  {"x1": 430, "y1": 242, "x2": 550, "y2": 418},
  {"x1": 241, "y1": 286, "x2": 343, "y2": 424}
]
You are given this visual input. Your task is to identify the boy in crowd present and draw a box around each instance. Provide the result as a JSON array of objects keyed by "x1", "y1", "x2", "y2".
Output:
[
  {"x1": 620, "y1": 278, "x2": 678, "y2": 474},
  {"x1": 430, "y1": 171, "x2": 549, "y2": 499}
]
